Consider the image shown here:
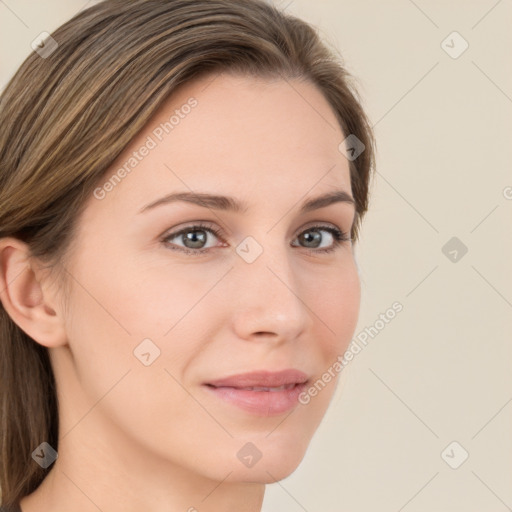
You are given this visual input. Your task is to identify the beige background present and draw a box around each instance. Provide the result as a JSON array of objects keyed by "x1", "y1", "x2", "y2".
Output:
[{"x1": 1, "y1": 1, "x2": 511, "y2": 511}]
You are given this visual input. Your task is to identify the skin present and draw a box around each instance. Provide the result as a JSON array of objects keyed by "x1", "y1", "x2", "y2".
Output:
[{"x1": 0, "y1": 71, "x2": 361, "y2": 512}]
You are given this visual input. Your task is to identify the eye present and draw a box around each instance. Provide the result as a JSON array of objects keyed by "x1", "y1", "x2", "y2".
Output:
[
  {"x1": 161, "y1": 222, "x2": 226, "y2": 256},
  {"x1": 161, "y1": 222, "x2": 351, "y2": 256},
  {"x1": 291, "y1": 224, "x2": 351, "y2": 254}
]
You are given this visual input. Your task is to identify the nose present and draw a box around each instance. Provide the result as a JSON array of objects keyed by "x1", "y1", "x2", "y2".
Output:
[{"x1": 229, "y1": 240, "x2": 312, "y2": 344}]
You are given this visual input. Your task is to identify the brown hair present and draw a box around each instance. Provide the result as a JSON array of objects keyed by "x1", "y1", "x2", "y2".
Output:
[{"x1": 0, "y1": 0, "x2": 375, "y2": 506}]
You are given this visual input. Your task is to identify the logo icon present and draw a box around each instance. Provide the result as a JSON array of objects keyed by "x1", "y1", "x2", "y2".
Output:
[
  {"x1": 133, "y1": 338, "x2": 161, "y2": 366},
  {"x1": 441, "y1": 32, "x2": 469, "y2": 59},
  {"x1": 32, "y1": 442, "x2": 58, "y2": 469},
  {"x1": 237, "y1": 442, "x2": 263, "y2": 468},
  {"x1": 339, "y1": 134, "x2": 365, "y2": 161},
  {"x1": 441, "y1": 441, "x2": 469, "y2": 469},
  {"x1": 236, "y1": 236, "x2": 263, "y2": 263},
  {"x1": 442, "y1": 237, "x2": 468, "y2": 263},
  {"x1": 31, "y1": 32, "x2": 59, "y2": 59}
]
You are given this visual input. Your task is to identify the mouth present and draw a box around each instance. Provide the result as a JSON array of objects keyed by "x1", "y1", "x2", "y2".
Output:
[
  {"x1": 205, "y1": 383, "x2": 298, "y2": 392},
  {"x1": 202, "y1": 369, "x2": 310, "y2": 416}
]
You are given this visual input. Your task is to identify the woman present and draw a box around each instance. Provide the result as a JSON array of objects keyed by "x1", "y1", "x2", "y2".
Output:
[{"x1": 0, "y1": 0, "x2": 375, "y2": 510}]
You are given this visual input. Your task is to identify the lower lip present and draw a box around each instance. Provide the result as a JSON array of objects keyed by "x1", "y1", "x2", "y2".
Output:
[{"x1": 203, "y1": 383, "x2": 308, "y2": 416}]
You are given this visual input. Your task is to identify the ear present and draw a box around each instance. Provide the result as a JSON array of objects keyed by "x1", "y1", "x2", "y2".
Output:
[{"x1": 0, "y1": 237, "x2": 68, "y2": 348}]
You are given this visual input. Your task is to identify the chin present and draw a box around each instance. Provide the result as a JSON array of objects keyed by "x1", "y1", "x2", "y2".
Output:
[
  {"x1": 221, "y1": 436, "x2": 310, "y2": 484},
  {"x1": 236, "y1": 455, "x2": 306, "y2": 484}
]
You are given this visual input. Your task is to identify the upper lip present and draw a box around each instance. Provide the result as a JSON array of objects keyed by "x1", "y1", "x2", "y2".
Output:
[{"x1": 205, "y1": 369, "x2": 309, "y2": 388}]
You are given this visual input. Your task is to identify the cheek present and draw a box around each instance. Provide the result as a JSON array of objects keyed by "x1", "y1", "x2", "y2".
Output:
[
  {"x1": 74, "y1": 245, "x2": 216, "y2": 341},
  {"x1": 61, "y1": 257, "x2": 211, "y2": 461},
  {"x1": 62, "y1": 245, "x2": 224, "y2": 403},
  {"x1": 309, "y1": 259, "x2": 361, "y2": 358}
]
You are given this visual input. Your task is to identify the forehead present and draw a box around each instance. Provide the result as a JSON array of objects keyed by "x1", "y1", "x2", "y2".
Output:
[{"x1": 88, "y1": 72, "x2": 352, "y2": 220}]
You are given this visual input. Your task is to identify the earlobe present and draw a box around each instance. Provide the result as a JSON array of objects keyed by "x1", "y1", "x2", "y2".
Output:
[{"x1": 0, "y1": 237, "x2": 68, "y2": 348}]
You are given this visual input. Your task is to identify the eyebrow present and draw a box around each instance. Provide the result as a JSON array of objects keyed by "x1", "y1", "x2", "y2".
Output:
[{"x1": 138, "y1": 189, "x2": 355, "y2": 215}]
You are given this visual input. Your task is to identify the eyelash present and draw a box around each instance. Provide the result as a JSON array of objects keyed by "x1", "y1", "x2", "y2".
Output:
[{"x1": 161, "y1": 222, "x2": 351, "y2": 257}]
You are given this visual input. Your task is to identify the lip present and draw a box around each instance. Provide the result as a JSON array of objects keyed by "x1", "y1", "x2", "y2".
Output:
[
  {"x1": 203, "y1": 369, "x2": 309, "y2": 416},
  {"x1": 205, "y1": 369, "x2": 309, "y2": 388}
]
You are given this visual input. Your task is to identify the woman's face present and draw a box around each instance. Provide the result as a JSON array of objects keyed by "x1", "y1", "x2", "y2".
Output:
[{"x1": 53, "y1": 72, "x2": 360, "y2": 484}]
